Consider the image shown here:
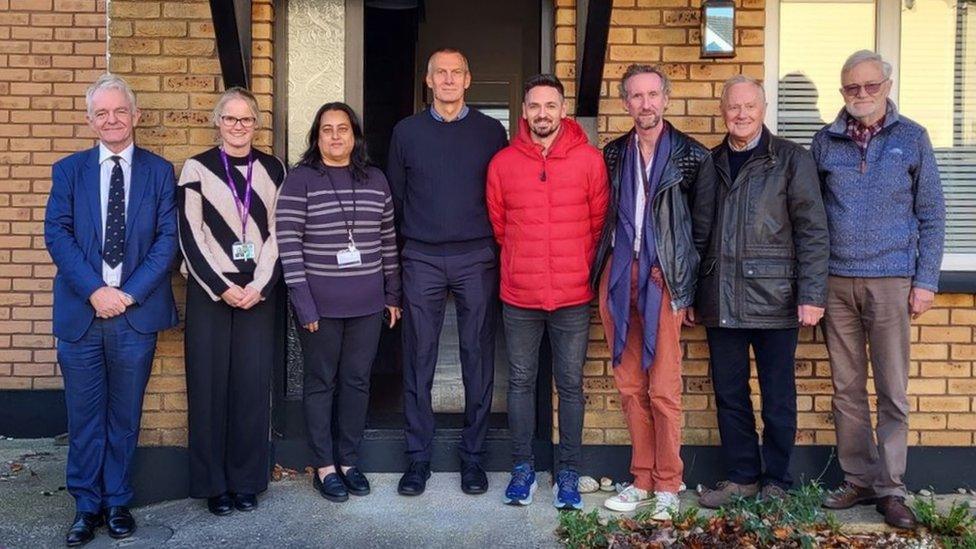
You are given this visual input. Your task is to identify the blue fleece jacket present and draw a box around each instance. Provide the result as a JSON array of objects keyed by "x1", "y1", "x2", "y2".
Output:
[{"x1": 810, "y1": 101, "x2": 946, "y2": 291}]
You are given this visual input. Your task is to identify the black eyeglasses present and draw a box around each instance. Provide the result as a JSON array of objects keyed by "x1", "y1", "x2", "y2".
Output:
[
  {"x1": 840, "y1": 79, "x2": 888, "y2": 97},
  {"x1": 220, "y1": 115, "x2": 256, "y2": 128}
]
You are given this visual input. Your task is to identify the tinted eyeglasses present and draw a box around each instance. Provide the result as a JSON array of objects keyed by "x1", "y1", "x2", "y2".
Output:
[
  {"x1": 840, "y1": 79, "x2": 888, "y2": 97},
  {"x1": 220, "y1": 115, "x2": 257, "y2": 128}
]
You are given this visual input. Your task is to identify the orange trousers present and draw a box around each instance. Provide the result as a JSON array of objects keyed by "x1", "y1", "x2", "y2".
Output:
[{"x1": 598, "y1": 262, "x2": 684, "y2": 492}]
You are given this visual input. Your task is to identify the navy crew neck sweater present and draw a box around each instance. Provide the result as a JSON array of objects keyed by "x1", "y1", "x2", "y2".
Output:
[{"x1": 386, "y1": 107, "x2": 508, "y2": 255}]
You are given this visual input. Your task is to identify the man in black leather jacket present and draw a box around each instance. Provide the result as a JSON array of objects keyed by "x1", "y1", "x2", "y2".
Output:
[
  {"x1": 693, "y1": 76, "x2": 829, "y2": 508},
  {"x1": 591, "y1": 64, "x2": 707, "y2": 519}
]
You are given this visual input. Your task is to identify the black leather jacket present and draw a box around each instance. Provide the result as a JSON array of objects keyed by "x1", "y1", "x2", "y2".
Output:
[
  {"x1": 691, "y1": 127, "x2": 829, "y2": 329},
  {"x1": 591, "y1": 124, "x2": 708, "y2": 310}
]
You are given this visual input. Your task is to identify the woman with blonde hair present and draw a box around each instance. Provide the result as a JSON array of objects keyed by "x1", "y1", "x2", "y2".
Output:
[{"x1": 177, "y1": 87, "x2": 285, "y2": 515}]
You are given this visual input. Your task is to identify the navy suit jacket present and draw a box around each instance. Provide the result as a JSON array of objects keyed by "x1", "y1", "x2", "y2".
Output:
[{"x1": 45, "y1": 145, "x2": 180, "y2": 342}]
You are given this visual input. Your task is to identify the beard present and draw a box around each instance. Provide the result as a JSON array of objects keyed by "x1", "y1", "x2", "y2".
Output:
[
  {"x1": 529, "y1": 117, "x2": 558, "y2": 138},
  {"x1": 844, "y1": 101, "x2": 880, "y2": 121},
  {"x1": 634, "y1": 111, "x2": 661, "y2": 131}
]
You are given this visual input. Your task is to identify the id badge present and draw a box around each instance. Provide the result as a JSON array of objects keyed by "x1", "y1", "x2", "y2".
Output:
[
  {"x1": 232, "y1": 241, "x2": 256, "y2": 261},
  {"x1": 336, "y1": 244, "x2": 362, "y2": 268}
]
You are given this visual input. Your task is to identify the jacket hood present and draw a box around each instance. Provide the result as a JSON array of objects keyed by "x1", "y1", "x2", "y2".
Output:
[{"x1": 512, "y1": 116, "x2": 590, "y2": 159}]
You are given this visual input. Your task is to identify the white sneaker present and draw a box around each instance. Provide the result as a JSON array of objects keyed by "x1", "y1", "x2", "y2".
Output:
[
  {"x1": 603, "y1": 485, "x2": 652, "y2": 512},
  {"x1": 649, "y1": 491, "x2": 679, "y2": 520}
]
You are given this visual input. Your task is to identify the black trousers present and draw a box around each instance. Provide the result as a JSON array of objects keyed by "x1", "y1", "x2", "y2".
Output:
[
  {"x1": 300, "y1": 312, "x2": 383, "y2": 467},
  {"x1": 706, "y1": 327, "x2": 799, "y2": 489},
  {"x1": 184, "y1": 278, "x2": 276, "y2": 498},
  {"x1": 400, "y1": 245, "x2": 498, "y2": 463}
]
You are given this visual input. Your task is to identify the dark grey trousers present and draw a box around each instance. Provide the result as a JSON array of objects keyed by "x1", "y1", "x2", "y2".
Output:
[{"x1": 503, "y1": 303, "x2": 590, "y2": 471}]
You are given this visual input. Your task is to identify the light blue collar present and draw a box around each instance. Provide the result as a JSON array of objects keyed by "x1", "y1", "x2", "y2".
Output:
[{"x1": 430, "y1": 104, "x2": 469, "y2": 123}]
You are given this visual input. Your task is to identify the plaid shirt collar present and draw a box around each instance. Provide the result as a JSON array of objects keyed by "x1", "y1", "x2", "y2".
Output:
[{"x1": 845, "y1": 113, "x2": 885, "y2": 151}]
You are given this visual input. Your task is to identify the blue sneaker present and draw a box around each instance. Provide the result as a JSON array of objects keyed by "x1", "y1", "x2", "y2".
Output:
[
  {"x1": 552, "y1": 469, "x2": 583, "y2": 510},
  {"x1": 503, "y1": 462, "x2": 537, "y2": 505}
]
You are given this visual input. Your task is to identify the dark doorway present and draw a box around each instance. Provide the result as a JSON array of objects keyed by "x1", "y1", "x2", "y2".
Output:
[
  {"x1": 273, "y1": 0, "x2": 553, "y2": 473},
  {"x1": 362, "y1": 0, "x2": 548, "y2": 462}
]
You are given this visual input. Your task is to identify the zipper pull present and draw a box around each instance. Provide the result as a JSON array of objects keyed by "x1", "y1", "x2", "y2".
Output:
[
  {"x1": 540, "y1": 169, "x2": 547, "y2": 182},
  {"x1": 859, "y1": 159, "x2": 866, "y2": 174}
]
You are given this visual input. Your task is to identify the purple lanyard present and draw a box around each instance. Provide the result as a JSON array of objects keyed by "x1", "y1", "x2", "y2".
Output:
[{"x1": 219, "y1": 148, "x2": 254, "y2": 241}]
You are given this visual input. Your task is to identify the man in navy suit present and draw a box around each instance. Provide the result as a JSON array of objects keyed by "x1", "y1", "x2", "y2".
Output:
[{"x1": 44, "y1": 74, "x2": 179, "y2": 547}]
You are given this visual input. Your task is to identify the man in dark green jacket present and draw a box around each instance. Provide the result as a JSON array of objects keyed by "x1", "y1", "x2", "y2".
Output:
[{"x1": 692, "y1": 75, "x2": 829, "y2": 508}]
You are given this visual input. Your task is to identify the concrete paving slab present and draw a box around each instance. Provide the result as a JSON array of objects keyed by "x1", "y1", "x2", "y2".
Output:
[{"x1": 3, "y1": 438, "x2": 973, "y2": 548}]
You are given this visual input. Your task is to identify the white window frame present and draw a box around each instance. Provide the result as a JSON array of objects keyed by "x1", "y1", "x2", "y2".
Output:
[{"x1": 764, "y1": 0, "x2": 976, "y2": 272}]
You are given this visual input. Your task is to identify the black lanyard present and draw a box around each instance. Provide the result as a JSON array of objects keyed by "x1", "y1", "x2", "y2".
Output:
[{"x1": 321, "y1": 167, "x2": 358, "y2": 245}]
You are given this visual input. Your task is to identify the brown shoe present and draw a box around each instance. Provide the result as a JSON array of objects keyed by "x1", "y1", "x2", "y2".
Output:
[
  {"x1": 698, "y1": 480, "x2": 759, "y2": 509},
  {"x1": 759, "y1": 484, "x2": 789, "y2": 502},
  {"x1": 823, "y1": 481, "x2": 878, "y2": 510},
  {"x1": 876, "y1": 495, "x2": 917, "y2": 529}
]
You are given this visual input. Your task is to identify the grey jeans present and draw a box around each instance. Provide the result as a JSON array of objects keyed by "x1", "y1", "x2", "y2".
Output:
[{"x1": 503, "y1": 303, "x2": 590, "y2": 471}]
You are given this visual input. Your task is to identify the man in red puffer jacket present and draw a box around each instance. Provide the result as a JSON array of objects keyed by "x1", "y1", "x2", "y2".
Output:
[{"x1": 486, "y1": 73, "x2": 609, "y2": 509}]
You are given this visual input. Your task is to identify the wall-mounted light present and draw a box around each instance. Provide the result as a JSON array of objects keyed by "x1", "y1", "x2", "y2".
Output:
[{"x1": 701, "y1": 0, "x2": 736, "y2": 59}]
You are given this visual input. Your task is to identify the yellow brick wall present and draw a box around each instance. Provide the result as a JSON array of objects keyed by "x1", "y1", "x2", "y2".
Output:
[
  {"x1": 106, "y1": 0, "x2": 277, "y2": 446},
  {"x1": 0, "y1": 0, "x2": 275, "y2": 446},
  {"x1": 1, "y1": 0, "x2": 974, "y2": 450},
  {"x1": 554, "y1": 0, "x2": 976, "y2": 447},
  {"x1": 0, "y1": 0, "x2": 108, "y2": 390}
]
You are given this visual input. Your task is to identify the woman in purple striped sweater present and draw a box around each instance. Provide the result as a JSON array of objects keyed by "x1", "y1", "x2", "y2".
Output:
[{"x1": 276, "y1": 102, "x2": 401, "y2": 503}]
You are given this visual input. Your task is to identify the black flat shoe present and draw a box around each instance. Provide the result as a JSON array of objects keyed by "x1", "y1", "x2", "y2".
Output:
[
  {"x1": 338, "y1": 467, "x2": 371, "y2": 496},
  {"x1": 232, "y1": 493, "x2": 258, "y2": 512},
  {"x1": 104, "y1": 506, "x2": 136, "y2": 539},
  {"x1": 461, "y1": 460, "x2": 488, "y2": 495},
  {"x1": 397, "y1": 461, "x2": 431, "y2": 496},
  {"x1": 313, "y1": 472, "x2": 349, "y2": 502},
  {"x1": 65, "y1": 511, "x2": 102, "y2": 547},
  {"x1": 207, "y1": 493, "x2": 234, "y2": 516}
]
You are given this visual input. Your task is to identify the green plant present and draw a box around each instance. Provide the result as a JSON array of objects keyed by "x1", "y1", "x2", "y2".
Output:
[
  {"x1": 912, "y1": 490, "x2": 976, "y2": 536},
  {"x1": 671, "y1": 505, "x2": 708, "y2": 531},
  {"x1": 942, "y1": 532, "x2": 976, "y2": 549},
  {"x1": 556, "y1": 509, "x2": 615, "y2": 549},
  {"x1": 713, "y1": 481, "x2": 837, "y2": 546}
]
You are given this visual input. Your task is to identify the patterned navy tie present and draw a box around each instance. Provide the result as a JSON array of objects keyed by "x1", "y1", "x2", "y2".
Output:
[{"x1": 103, "y1": 155, "x2": 126, "y2": 269}]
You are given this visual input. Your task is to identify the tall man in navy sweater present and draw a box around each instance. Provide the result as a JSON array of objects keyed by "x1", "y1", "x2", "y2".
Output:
[{"x1": 387, "y1": 48, "x2": 508, "y2": 497}]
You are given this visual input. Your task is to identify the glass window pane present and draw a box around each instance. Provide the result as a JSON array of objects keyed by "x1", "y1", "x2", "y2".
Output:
[
  {"x1": 777, "y1": 1, "x2": 875, "y2": 146},
  {"x1": 901, "y1": 1, "x2": 976, "y2": 259}
]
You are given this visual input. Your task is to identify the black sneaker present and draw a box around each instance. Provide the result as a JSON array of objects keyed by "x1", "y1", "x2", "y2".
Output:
[
  {"x1": 397, "y1": 461, "x2": 431, "y2": 496},
  {"x1": 313, "y1": 472, "x2": 349, "y2": 503},
  {"x1": 338, "y1": 467, "x2": 371, "y2": 496},
  {"x1": 460, "y1": 461, "x2": 488, "y2": 495}
]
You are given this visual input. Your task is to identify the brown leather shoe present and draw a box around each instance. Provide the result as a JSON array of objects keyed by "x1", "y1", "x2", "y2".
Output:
[
  {"x1": 759, "y1": 484, "x2": 789, "y2": 502},
  {"x1": 876, "y1": 495, "x2": 917, "y2": 529},
  {"x1": 823, "y1": 481, "x2": 878, "y2": 509},
  {"x1": 698, "y1": 480, "x2": 759, "y2": 509}
]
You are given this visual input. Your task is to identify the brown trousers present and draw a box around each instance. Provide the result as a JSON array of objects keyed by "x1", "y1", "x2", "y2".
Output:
[
  {"x1": 598, "y1": 262, "x2": 684, "y2": 492},
  {"x1": 823, "y1": 276, "x2": 912, "y2": 497}
]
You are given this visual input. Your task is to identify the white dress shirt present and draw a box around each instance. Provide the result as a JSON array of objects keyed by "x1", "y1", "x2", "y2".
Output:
[{"x1": 98, "y1": 142, "x2": 133, "y2": 287}]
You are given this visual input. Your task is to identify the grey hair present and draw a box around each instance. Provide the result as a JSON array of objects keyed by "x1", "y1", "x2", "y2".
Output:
[
  {"x1": 841, "y1": 49, "x2": 893, "y2": 79},
  {"x1": 720, "y1": 75, "x2": 766, "y2": 107},
  {"x1": 426, "y1": 47, "x2": 469, "y2": 76},
  {"x1": 211, "y1": 86, "x2": 261, "y2": 128},
  {"x1": 618, "y1": 64, "x2": 672, "y2": 99},
  {"x1": 85, "y1": 73, "x2": 138, "y2": 116}
]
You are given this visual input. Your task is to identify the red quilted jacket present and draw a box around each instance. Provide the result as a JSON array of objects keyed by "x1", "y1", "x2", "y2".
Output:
[{"x1": 487, "y1": 117, "x2": 610, "y2": 311}]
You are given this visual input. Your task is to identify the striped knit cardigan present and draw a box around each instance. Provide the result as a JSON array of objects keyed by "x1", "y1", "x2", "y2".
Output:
[{"x1": 177, "y1": 146, "x2": 285, "y2": 300}]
